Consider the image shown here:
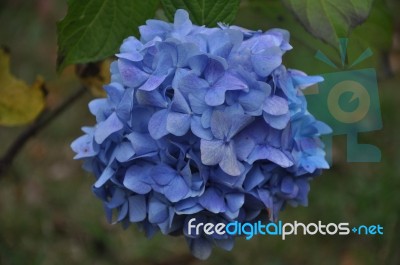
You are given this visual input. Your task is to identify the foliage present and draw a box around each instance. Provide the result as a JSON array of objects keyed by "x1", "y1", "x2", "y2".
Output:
[
  {"x1": 161, "y1": 0, "x2": 240, "y2": 26},
  {"x1": 56, "y1": 0, "x2": 159, "y2": 71},
  {"x1": 282, "y1": 0, "x2": 374, "y2": 46},
  {"x1": 0, "y1": 47, "x2": 45, "y2": 126}
]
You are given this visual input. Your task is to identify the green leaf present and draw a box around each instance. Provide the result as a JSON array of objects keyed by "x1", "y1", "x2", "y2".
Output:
[
  {"x1": 57, "y1": 0, "x2": 159, "y2": 72},
  {"x1": 161, "y1": 0, "x2": 240, "y2": 26},
  {"x1": 282, "y1": 0, "x2": 374, "y2": 45},
  {"x1": 240, "y1": 0, "x2": 392, "y2": 74}
]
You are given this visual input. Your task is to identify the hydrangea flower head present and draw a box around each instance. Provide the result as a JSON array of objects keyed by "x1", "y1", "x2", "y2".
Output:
[{"x1": 71, "y1": 9, "x2": 331, "y2": 259}]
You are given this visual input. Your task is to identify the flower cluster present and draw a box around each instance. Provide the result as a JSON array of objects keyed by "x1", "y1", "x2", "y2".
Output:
[{"x1": 71, "y1": 9, "x2": 331, "y2": 259}]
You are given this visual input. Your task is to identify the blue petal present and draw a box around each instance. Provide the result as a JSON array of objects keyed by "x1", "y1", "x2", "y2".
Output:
[
  {"x1": 139, "y1": 20, "x2": 171, "y2": 42},
  {"x1": 94, "y1": 166, "x2": 115, "y2": 188},
  {"x1": 178, "y1": 73, "x2": 209, "y2": 95},
  {"x1": 171, "y1": 89, "x2": 191, "y2": 114},
  {"x1": 148, "y1": 197, "x2": 169, "y2": 224},
  {"x1": 104, "y1": 83, "x2": 124, "y2": 106},
  {"x1": 136, "y1": 89, "x2": 167, "y2": 108},
  {"x1": 263, "y1": 96, "x2": 288, "y2": 115},
  {"x1": 150, "y1": 165, "x2": 176, "y2": 186},
  {"x1": 148, "y1": 109, "x2": 169, "y2": 139},
  {"x1": 200, "y1": 139, "x2": 224, "y2": 165},
  {"x1": 251, "y1": 46, "x2": 282, "y2": 77},
  {"x1": 198, "y1": 187, "x2": 225, "y2": 213},
  {"x1": 219, "y1": 141, "x2": 244, "y2": 176},
  {"x1": 243, "y1": 166, "x2": 265, "y2": 191},
  {"x1": 247, "y1": 145, "x2": 293, "y2": 168},
  {"x1": 124, "y1": 165, "x2": 152, "y2": 194},
  {"x1": 118, "y1": 59, "x2": 149, "y2": 88},
  {"x1": 191, "y1": 116, "x2": 213, "y2": 140},
  {"x1": 209, "y1": 110, "x2": 230, "y2": 139},
  {"x1": 71, "y1": 134, "x2": 98, "y2": 159},
  {"x1": 188, "y1": 54, "x2": 208, "y2": 75},
  {"x1": 117, "y1": 201, "x2": 129, "y2": 222},
  {"x1": 215, "y1": 238, "x2": 234, "y2": 251},
  {"x1": 94, "y1": 112, "x2": 124, "y2": 144},
  {"x1": 263, "y1": 112, "x2": 290, "y2": 130},
  {"x1": 88, "y1": 98, "x2": 108, "y2": 121},
  {"x1": 128, "y1": 195, "x2": 147, "y2": 222},
  {"x1": 116, "y1": 88, "x2": 134, "y2": 121},
  {"x1": 257, "y1": 189, "x2": 273, "y2": 209},
  {"x1": 175, "y1": 198, "x2": 203, "y2": 214},
  {"x1": 188, "y1": 91, "x2": 208, "y2": 114},
  {"x1": 164, "y1": 176, "x2": 190, "y2": 202},
  {"x1": 204, "y1": 57, "x2": 225, "y2": 84},
  {"x1": 138, "y1": 74, "x2": 167, "y2": 91},
  {"x1": 106, "y1": 188, "x2": 125, "y2": 208},
  {"x1": 225, "y1": 193, "x2": 245, "y2": 212},
  {"x1": 115, "y1": 141, "x2": 135, "y2": 162},
  {"x1": 167, "y1": 112, "x2": 191, "y2": 136},
  {"x1": 173, "y1": 9, "x2": 192, "y2": 36},
  {"x1": 205, "y1": 73, "x2": 248, "y2": 106},
  {"x1": 189, "y1": 238, "x2": 213, "y2": 260},
  {"x1": 281, "y1": 176, "x2": 295, "y2": 194},
  {"x1": 126, "y1": 132, "x2": 158, "y2": 155}
]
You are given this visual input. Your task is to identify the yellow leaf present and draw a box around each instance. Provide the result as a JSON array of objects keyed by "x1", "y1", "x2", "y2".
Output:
[
  {"x1": 76, "y1": 59, "x2": 111, "y2": 98},
  {"x1": 0, "y1": 48, "x2": 46, "y2": 126}
]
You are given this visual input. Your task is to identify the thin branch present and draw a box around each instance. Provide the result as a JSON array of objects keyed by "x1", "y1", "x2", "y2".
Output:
[{"x1": 0, "y1": 86, "x2": 87, "y2": 177}]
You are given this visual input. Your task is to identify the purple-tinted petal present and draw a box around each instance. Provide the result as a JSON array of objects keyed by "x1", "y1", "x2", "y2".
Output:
[
  {"x1": 204, "y1": 57, "x2": 225, "y2": 84},
  {"x1": 263, "y1": 112, "x2": 290, "y2": 130},
  {"x1": 118, "y1": 59, "x2": 149, "y2": 88},
  {"x1": 138, "y1": 74, "x2": 167, "y2": 91},
  {"x1": 71, "y1": 134, "x2": 98, "y2": 159},
  {"x1": 263, "y1": 96, "x2": 288, "y2": 115}
]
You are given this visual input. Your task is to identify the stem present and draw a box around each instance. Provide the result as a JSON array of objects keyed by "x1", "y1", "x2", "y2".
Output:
[{"x1": 0, "y1": 86, "x2": 87, "y2": 177}]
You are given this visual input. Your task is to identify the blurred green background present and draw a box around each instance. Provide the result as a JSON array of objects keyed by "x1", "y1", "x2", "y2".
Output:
[{"x1": 0, "y1": 0, "x2": 399, "y2": 264}]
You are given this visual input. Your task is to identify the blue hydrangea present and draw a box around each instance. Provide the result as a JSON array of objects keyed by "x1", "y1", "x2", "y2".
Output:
[{"x1": 71, "y1": 9, "x2": 331, "y2": 260}]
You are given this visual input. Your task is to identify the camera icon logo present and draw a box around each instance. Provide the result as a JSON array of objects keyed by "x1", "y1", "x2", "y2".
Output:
[{"x1": 305, "y1": 39, "x2": 382, "y2": 163}]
